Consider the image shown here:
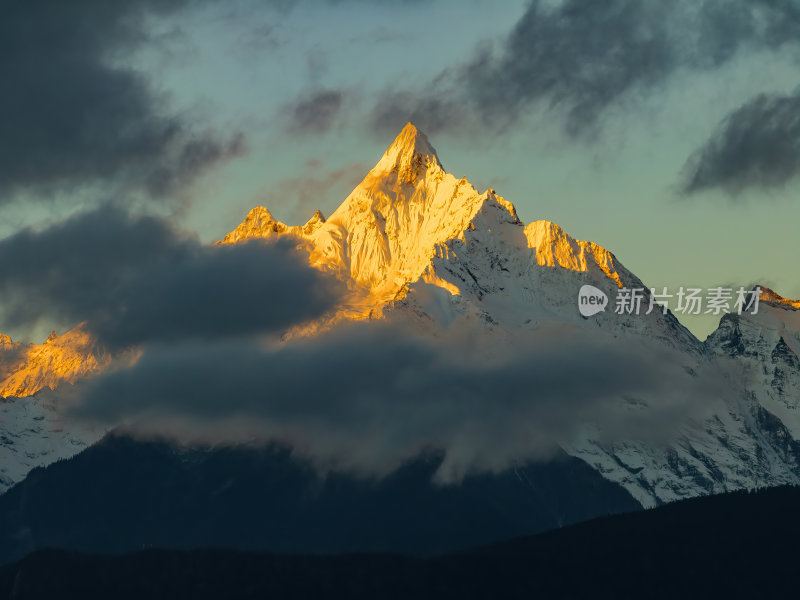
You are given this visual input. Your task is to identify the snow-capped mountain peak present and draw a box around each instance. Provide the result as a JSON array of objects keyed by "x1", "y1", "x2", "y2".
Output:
[
  {"x1": 222, "y1": 123, "x2": 520, "y2": 308},
  {"x1": 371, "y1": 121, "x2": 442, "y2": 181},
  {"x1": 220, "y1": 123, "x2": 643, "y2": 322}
]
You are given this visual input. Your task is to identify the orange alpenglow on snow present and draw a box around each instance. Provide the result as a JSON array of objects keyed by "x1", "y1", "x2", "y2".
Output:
[
  {"x1": 759, "y1": 286, "x2": 800, "y2": 310},
  {"x1": 221, "y1": 122, "x2": 627, "y2": 314},
  {"x1": 0, "y1": 324, "x2": 109, "y2": 398}
]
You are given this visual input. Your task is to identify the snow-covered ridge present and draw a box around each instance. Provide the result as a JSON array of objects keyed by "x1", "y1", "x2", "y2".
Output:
[
  {"x1": 525, "y1": 221, "x2": 623, "y2": 287},
  {"x1": 221, "y1": 207, "x2": 327, "y2": 244},
  {"x1": 0, "y1": 325, "x2": 108, "y2": 495},
  {"x1": 0, "y1": 324, "x2": 109, "y2": 399},
  {"x1": 0, "y1": 395, "x2": 101, "y2": 493}
]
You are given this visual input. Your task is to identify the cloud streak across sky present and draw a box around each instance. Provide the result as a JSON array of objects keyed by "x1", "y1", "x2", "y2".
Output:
[
  {"x1": 681, "y1": 91, "x2": 800, "y2": 195},
  {"x1": 369, "y1": 0, "x2": 800, "y2": 138},
  {"x1": 67, "y1": 321, "x2": 714, "y2": 483},
  {"x1": 285, "y1": 90, "x2": 345, "y2": 134}
]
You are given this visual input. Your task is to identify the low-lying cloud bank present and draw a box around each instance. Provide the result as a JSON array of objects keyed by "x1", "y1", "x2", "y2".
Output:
[{"x1": 63, "y1": 321, "x2": 719, "y2": 483}]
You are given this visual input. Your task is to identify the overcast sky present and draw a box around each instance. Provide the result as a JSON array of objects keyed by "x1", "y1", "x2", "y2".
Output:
[{"x1": 2, "y1": 0, "x2": 799, "y2": 339}]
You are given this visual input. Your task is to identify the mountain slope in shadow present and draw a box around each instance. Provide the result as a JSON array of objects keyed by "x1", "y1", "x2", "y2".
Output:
[{"x1": 0, "y1": 433, "x2": 638, "y2": 564}]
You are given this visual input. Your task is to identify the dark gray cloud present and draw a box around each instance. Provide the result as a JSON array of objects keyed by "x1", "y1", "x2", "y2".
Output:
[
  {"x1": 285, "y1": 90, "x2": 345, "y2": 134},
  {"x1": 461, "y1": 0, "x2": 675, "y2": 136},
  {"x1": 0, "y1": 0, "x2": 243, "y2": 201},
  {"x1": 66, "y1": 321, "x2": 716, "y2": 482},
  {"x1": 370, "y1": 0, "x2": 800, "y2": 137},
  {"x1": 0, "y1": 207, "x2": 343, "y2": 348},
  {"x1": 681, "y1": 91, "x2": 800, "y2": 195}
]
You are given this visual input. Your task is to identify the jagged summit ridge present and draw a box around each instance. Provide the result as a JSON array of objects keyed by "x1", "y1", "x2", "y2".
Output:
[
  {"x1": 373, "y1": 122, "x2": 442, "y2": 179},
  {"x1": 221, "y1": 206, "x2": 326, "y2": 244}
]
